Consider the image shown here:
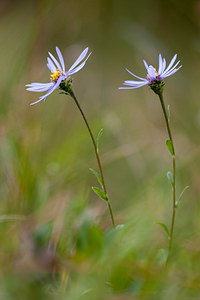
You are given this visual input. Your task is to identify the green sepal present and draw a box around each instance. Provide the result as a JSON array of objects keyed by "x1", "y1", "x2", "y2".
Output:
[
  {"x1": 97, "y1": 128, "x2": 103, "y2": 151},
  {"x1": 156, "y1": 222, "x2": 170, "y2": 238},
  {"x1": 175, "y1": 186, "x2": 189, "y2": 208},
  {"x1": 167, "y1": 171, "x2": 174, "y2": 186},
  {"x1": 89, "y1": 168, "x2": 103, "y2": 188},
  {"x1": 59, "y1": 92, "x2": 68, "y2": 95},
  {"x1": 149, "y1": 80, "x2": 165, "y2": 95},
  {"x1": 166, "y1": 140, "x2": 175, "y2": 156},
  {"x1": 92, "y1": 187, "x2": 108, "y2": 201}
]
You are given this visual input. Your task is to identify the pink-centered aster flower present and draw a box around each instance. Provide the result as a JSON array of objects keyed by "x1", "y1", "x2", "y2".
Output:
[
  {"x1": 26, "y1": 47, "x2": 91, "y2": 105},
  {"x1": 119, "y1": 53, "x2": 182, "y2": 90}
]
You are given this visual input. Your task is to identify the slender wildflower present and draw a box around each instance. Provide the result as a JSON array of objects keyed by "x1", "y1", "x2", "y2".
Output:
[
  {"x1": 120, "y1": 53, "x2": 184, "y2": 262},
  {"x1": 26, "y1": 47, "x2": 115, "y2": 227}
]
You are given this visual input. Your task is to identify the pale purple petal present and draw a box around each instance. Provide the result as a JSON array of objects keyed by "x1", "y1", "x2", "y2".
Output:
[
  {"x1": 47, "y1": 63, "x2": 53, "y2": 72},
  {"x1": 26, "y1": 82, "x2": 52, "y2": 87},
  {"x1": 68, "y1": 60, "x2": 86, "y2": 75},
  {"x1": 143, "y1": 59, "x2": 149, "y2": 71},
  {"x1": 158, "y1": 54, "x2": 163, "y2": 74},
  {"x1": 48, "y1": 53, "x2": 62, "y2": 73},
  {"x1": 119, "y1": 82, "x2": 148, "y2": 89},
  {"x1": 161, "y1": 58, "x2": 166, "y2": 74},
  {"x1": 125, "y1": 68, "x2": 146, "y2": 81},
  {"x1": 30, "y1": 76, "x2": 65, "y2": 105},
  {"x1": 162, "y1": 65, "x2": 182, "y2": 78},
  {"x1": 56, "y1": 47, "x2": 65, "y2": 72},
  {"x1": 26, "y1": 82, "x2": 53, "y2": 91},
  {"x1": 39, "y1": 76, "x2": 64, "y2": 101},
  {"x1": 29, "y1": 97, "x2": 45, "y2": 106},
  {"x1": 47, "y1": 57, "x2": 56, "y2": 73},
  {"x1": 162, "y1": 54, "x2": 177, "y2": 75},
  {"x1": 162, "y1": 60, "x2": 180, "y2": 77},
  {"x1": 68, "y1": 47, "x2": 89, "y2": 72},
  {"x1": 123, "y1": 80, "x2": 148, "y2": 85},
  {"x1": 147, "y1": 66, "x2": 156, "y2": 80},
  {"x1": 26, "y1": 83, "x2": 53, "y2": 92},
  {"x1": 68, "y1": 51, "x2": 91, "y2": 75}
]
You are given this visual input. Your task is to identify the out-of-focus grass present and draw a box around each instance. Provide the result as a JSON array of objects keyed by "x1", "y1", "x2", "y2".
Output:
[{"x1": 0, "y1": 0, "x2": 200, "y2": 299}]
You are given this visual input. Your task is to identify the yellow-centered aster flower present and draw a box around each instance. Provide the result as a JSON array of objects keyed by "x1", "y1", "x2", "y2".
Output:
[{"x1": 26, "y1": 46, "x2": 91, "y2": 105}]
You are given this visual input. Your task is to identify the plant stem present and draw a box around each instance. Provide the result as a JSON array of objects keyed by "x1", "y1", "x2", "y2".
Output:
[
  {"x1": 158, "y1": 92, "x2": 176, "y2": 263},
  {"x1": 68, "y1": 88, "x2": 115, "y2": 227}
]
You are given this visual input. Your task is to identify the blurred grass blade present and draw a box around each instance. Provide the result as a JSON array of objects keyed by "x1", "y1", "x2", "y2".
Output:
[
  {"x1": 167, "y1": 171, "x2": 174, "y2": 186},
  {"x1": 89, "y1": 168, "x2": 103, "y2": 188},
  {"x1": 166, "y1": 139, "x2": 174, "y2": 156},
  {"x1": 175, "y1": 186, "x2": 189, "y2": 208},
  {"x1": 156, "y1": 222, "x2": 169, "y2": 237},
  {"x1": 97, "y1": 128, "x2": 103, "y2": 151},
  {"x1": 92, "y1": 187, "x2": 108, "y2": 201}
]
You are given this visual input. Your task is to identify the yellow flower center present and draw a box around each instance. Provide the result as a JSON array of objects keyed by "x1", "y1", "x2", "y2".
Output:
[
  {"x1": 154, "y1": 68, "x2": 158, "y2": 77},
  {"x1": 50, "y1": 69, "x2": 61, "y2": 82}
]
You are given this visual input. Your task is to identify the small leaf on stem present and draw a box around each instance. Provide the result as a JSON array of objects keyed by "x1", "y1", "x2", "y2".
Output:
[
  {"x1": 175, "y1": 186, "x2": 189, "y2": 208},
  {"x1": 89, "y1": 168, "x2": 103, "y2": 188},
  {"x1": 167, "y1": 171, "x2": 174, "y2": 186},
  {"x1": 97, "y1": 128, "x2": 103, "y2": 151},
  {"x1": 166, "y1": 140, "x2": 175, "y2": 156},
  {"x1": 156, "y1": 222, "x2": 170, "y2": 237},
  {"x1": 92, "y1": 187, "x2": 108, "y2": 201}
]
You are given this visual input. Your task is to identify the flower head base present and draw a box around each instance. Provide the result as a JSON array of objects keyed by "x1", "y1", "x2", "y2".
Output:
[
  {"x1": 149, "y1": 80, "x2": 165, "y2": 95},
  {"x1": 26, "y1": 46, "x2": 91, "y2": 105},
  {"x1": 119, "y1": 53, "x2": 182, "y2": 94}
]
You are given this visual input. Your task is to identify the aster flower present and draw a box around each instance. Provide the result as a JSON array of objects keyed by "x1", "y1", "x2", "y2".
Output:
[
  {"x1": 119, "y1": 53, "x2": 182, "y2": 93},
  {"x1": 120, "y1": 53, "x2": 186, "y2": 260},
  {"x1": 26, "y1": 46, "x2": 91, "y2": 105}
]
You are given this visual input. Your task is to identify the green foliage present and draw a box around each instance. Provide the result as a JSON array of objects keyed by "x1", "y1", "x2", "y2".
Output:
[
  {"x1": 89, "y1": 168, "x2": 103, "y2": 188},
  {"x1": 32, "y1": 222, "x2": 53, "y2": 248},
  {"x1": 166, "y1": 139, "x2": 175, "y2": 156},
  {"x1": 75, "y1": 221, "x2": 103, "y2": 256},
  {"x1": 175, "y1": 186, "x2": 189, "y2": 208},
  {"x1": 167, "y1": 171, "x2": 174, "y2": 186},
  {"x1": 92, "y1": 187, "x2": 108, "y2": 201},
  {"x1": 156, "y1": 222, "x2": 169, "y2": 237},
  {"x1": 96, "y1": 128, "x2": 103, "y2": 152}
]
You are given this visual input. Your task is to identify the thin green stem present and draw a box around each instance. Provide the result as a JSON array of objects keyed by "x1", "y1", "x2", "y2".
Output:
[
  {"x1": 68, "y1": 88, "x2": 115, "y2": 227},
  {"x1": 158, "y1": 92, "x2": 176, "y2": 263}
]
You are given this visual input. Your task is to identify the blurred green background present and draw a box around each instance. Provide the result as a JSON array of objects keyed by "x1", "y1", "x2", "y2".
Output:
[{"x1": 0, "y1": 0, "x2": 200, "y2": 299}]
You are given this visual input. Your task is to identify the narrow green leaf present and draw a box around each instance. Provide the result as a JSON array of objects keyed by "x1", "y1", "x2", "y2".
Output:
[
  {"x1": 156, "y1": 222, "x2": 170, "y2": 237},
  {"x1": 175, "y1": 186, "x2": 189, "y2": 208},
  {"x1": 167, "y1": 171, "x2": 174, "y2": 186},
  {"x1": 166, "y1": 140, "x2": 174, "y2": 156},
  {"x1": 92, "y1": 187, "x2": 108, "y2": 201},
  {"x1": 167, "y1": 105, "x2": 170, "y2": 122},
  {"x1": 97, "y1": 128, "x2": 103, "y2": 151},
  {"x1": 89, "y1": 168, "x2": 103, "y2": 188}
]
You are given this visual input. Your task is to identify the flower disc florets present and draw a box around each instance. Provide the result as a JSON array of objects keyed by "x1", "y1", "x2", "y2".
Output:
[{"x1": 50, "y1": 69, "x2": 62, "y2": 82}]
